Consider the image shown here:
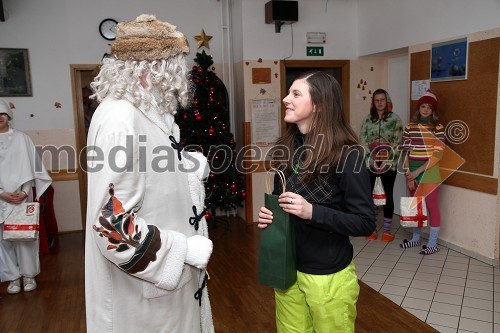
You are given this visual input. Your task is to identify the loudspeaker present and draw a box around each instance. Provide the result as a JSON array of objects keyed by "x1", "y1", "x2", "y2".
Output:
[
  {"x1": 0, "y1": 0, "x2": 5, "y2": 22},
  {"x1": 265, "y1": 1, "x2": 298, "y2": 24}
]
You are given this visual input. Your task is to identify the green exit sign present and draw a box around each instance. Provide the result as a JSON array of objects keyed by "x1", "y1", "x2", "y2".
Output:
[{"x1": 307, "y1": 46, "x2": 324, "y2": 56}]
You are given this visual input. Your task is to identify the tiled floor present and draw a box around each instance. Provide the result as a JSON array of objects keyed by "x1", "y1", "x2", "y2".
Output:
[{"x1": 352, "y1": 216, "x2": 499, "y2": 333}]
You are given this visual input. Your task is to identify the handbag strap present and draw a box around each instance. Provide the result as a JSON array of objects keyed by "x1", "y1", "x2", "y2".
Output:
[{"x1": 266, "y1": 168, "x2": 286, "y2": 194}]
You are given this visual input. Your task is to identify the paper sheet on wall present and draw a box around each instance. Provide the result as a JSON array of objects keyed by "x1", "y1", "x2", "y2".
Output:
[
  {"x1": 411, "y1": 80, "x2": 430, "y2": 100},
  {"x1": 251, "y1": 99, "x2": 280, "y2": 146}
]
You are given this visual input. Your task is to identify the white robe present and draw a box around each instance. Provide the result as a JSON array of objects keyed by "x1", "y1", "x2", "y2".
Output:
[
  {"x1": 85, "y1": 95, "x2": 214, "y2": 333},
  {"x1": 0, "y1": 128, "x2": 52, "y2": 281},
  {"x1": 0, "y1": 128, "x2": 52, "y2": 221}
]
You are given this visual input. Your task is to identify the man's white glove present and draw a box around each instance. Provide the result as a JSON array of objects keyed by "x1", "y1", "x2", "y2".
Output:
[{"x1": 185, "y1": 235, "x2": 213, "y2": 269}]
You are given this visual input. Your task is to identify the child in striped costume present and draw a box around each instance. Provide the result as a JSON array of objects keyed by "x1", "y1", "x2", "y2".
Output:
[{"x1": 400, "y1": 90, "x2": 445, "y2": 255}]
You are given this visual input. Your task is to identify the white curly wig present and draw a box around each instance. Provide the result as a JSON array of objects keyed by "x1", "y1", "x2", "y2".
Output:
[{"x1": 90, "y1": 54, "x2": 191, "y2": 115}]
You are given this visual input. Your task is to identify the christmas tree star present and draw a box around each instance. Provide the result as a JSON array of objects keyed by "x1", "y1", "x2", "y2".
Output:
[{"x1": 194, "y1": 29, "x2": 212, "y2": 49}]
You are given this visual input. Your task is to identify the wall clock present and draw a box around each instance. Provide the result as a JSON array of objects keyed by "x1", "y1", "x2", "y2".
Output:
[{"x1": 99, "y1": 18, "x2": 118, "y2": 41}]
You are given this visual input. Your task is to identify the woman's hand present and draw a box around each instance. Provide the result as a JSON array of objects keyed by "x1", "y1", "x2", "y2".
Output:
[
  {"x1": 407, "y1": 179, "x2": 417, "y2": 192},
  {"x1": 279, "y1": 192, "x2": 313, "y2": 220},
  {"x1": 405, "y1": 170, "x2": 419, "y2": 182},
  {"x1": 0, "y1": 191, "x2": 27, "y2": 204},
  {"x1": 257, "y1": 206, "x2": 274, "y2": 229}
]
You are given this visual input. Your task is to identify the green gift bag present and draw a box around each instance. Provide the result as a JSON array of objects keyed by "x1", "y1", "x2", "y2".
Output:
[{"x1": 258, "y1": 169, "x2": 297, "y2": 291}]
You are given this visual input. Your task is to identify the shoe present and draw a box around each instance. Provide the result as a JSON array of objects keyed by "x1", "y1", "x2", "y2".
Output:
[
  {"x1": 400, "y1": 239, "x2": 421, "y2": 249},
  {"x1": 23, "y1": 277, "x2": 37, "y2": 292},
  {"x1": 365, "y1": 232, "x2": 378, "y2": 240},
  {"x1": 7, "y1": 279, "x2": 21, "y2": 294},
  {"x1": 380, "y1": 232, "x2": 395, "y2": 242},
  {"x1": 419, "y1": 245, "x2": 440, "y2": 255}
]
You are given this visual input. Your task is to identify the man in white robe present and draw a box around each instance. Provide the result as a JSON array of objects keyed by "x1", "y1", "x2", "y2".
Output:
[{"x1": 85, "y1": 15, "x2": 214, "y2": 333}]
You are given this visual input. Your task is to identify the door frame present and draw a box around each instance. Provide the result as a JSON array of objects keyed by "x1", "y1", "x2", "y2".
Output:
[{"x1": 70, "y1": 64, "x2": 99, "y2": 229}]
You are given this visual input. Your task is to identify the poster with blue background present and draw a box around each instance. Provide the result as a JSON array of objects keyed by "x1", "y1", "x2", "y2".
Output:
[{"x1": 431, "y1": 37, "x2": 468, "y2": 82}]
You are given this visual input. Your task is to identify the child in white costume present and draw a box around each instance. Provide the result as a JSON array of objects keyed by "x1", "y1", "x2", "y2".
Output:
[
  {"x1": 0, "y1": 99, "x2": 52, "y2": 294},
  {"x1": 85, "y1": 15, "x2": 214, "y2": 333}
]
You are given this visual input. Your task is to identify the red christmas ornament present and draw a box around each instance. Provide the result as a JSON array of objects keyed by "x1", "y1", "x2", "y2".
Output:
[
  {"x1": 231, "y1": 183, "x2": 237, "y2": 190},
  {"x1": 192, "y1": 66, "x2": 198, "y2": 70},
  {"x1": 204, "y1": 211, "x2": 212, "y2": 220},
  {"x1": 208, "y1": 127, "x2": 215, "y2": 135},
  {"x1": 241, "y1": 191, "x2": 247, "y2": 198},
  {"x1": 209, "y1": 172, "x2": 215, "y2": 179},
  {"x1": 183, "y1": 114, "x2": 188, "y2": 120},
  {"x1": 197, "y1": 67, "x2": 203, "y2": 74},
  {"x1": 195, "y1": 114, "x2": 202, "y2": 121},
  {"x1": 222, "y1": 124, "x2": 228, "y2": 131},
  {"x1": 193, "y1": 100, "x2": 198, "y2": 106}
]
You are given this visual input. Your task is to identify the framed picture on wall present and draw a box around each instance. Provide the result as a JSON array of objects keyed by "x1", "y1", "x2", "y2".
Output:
[
  {"x1": 430, "y1": 37, "x2": 468, "y2": 82},
  {"x1": 0, "y1": 48, "x2": 33, "y2": 97}
]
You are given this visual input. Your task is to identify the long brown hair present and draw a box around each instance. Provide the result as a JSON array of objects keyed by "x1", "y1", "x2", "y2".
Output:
[{"x1": 273, "y1": 72, "x2": 359, "y2": 182}]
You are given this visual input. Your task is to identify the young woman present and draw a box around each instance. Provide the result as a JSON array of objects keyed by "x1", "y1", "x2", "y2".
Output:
[
  {"x1": 258, "y1": 72, "x2": 375, "y2": 332},
  {"x1": 360, "y1": 89, "x2": 403, "y2": 242},
  {"x1": 400, "y1": 89, "x2": 445, "y2": 255}
]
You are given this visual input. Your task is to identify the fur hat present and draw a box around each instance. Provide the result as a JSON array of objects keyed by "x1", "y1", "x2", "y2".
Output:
[
  {"x1": 417, "y1": 89, "x2": 438, "y2": 112},
  {"x1": 111, "y1": 14, "x2": 189, "y2": 61},
  {"x1": 0, "y1": 99, "x2": 13, "y2": 120}
]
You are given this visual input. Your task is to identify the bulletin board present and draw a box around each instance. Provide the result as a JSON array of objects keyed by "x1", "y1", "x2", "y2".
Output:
[{"x1": 410, "y1": 37, "x2": 500, "y2": 194}]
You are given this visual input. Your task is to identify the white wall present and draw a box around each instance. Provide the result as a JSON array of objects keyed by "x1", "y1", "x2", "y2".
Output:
[
  {"x1": 51, "y1": 180, "x2": 82, "y2": 232},
  {"x1": 357, "y1": 0, "x2": 500, "y2": 56},
  {"x1": 231, "y1": 0, "x2": 244, "y2": 63},
  {"x1": 240, "y1": 0, "x2": 358, "y2": 60},
  {"x1": 0, "y1": 0, "x2": 224, "y2": 132},
  {"x1": 439, "y1": 186, "x2": 498, "y2": 261}
]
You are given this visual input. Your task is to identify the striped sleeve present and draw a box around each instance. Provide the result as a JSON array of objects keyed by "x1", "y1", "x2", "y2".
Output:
[{"x1": 404, "y1": 123, "x2": 445, "y2": 161}]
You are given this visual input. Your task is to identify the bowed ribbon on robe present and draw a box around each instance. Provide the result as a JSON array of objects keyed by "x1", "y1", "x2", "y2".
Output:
[
  {"x1": 169, "y1": 135, "x2": 183, "y2": 161},
  {"x1": 189, "y1": 205, "x2": 206, "y2": 231},
  {"x1": 194, "y1": 272, "x2": 209, "y2": 306}
]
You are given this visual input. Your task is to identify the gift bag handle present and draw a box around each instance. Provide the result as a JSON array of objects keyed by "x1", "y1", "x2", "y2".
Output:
[{"x1": 266, "y1": 168, "x2": 286, "y2": 194}]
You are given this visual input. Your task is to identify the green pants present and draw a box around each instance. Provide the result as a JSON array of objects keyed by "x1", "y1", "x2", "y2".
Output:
[{"x1": 275, "y1": 261, "x2": 359, "y2": 333}]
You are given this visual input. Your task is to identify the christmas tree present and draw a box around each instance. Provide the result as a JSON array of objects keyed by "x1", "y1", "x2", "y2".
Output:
[{"x1": 176, "y1": 51, "x2": 246, "y2": 219}]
